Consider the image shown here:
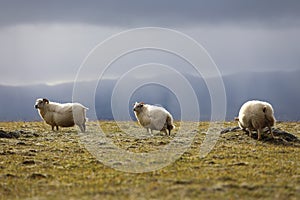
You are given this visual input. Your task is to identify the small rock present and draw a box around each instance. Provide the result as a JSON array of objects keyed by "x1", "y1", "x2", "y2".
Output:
[
  {"x1": 212, "y1": 183, "x2": 224, "y2": 191},
  {"x1": 0, "y1": 150, "x2": 16, "y2": 155},
  {"x1": 28, "y1": 173, "x2": 48, "y2": 179},
  {"x1": 174, "y1": 179, "x2": 192, "y2": 185},
  {"x1": 158, "y1": 141, "x2": 167, "y2": 145},
  {"x1": 0, "y1": 173, "x2": 18, "y2": 178},
  {"x1": 240, "y1": 182, "x2": 257, "y2": 190},
  {"x1": 0, "y1": 130, "x2": 20, "y2": 138},
  {"x1": 22, "y1": 160, "x2": 35, "y2": 165},
  {"x1": 17, "y1": 141, "x2": 26, "y2": 145},
  {"x1": 33, "y1": 133, "x2": 39, "y2": 137},
  {"x1": 230, "y1": 162, "x2": 248, "y2": 166},
  {"x1": 113, "y1": 162, "x2": 122, "y2": 166},
  {"x1": 6, "y1": 173, "x2": 18, "y2": 178}
]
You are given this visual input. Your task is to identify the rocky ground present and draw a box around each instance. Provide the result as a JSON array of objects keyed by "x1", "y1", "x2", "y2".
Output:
[{"x1": 0, "y1": 121, "x2": 299, "y2": 199}]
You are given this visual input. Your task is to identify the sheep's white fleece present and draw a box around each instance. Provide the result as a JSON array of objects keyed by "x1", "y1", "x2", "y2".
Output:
[
  {"x1": 133, "y1": 102, "x2": 174, "y2": 135},
  {"x1": 237, "y1": 100, "x2": 275, "y2": 140},
  {"x1": 35, "y1": 98, "x2": 88, "y2": 132}
]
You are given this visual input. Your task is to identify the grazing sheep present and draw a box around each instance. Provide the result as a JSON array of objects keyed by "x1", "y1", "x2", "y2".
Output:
[
  {"x1": 133, "y1": 102, "x2": 175, "y2": 135},
  {"x1": 34, "y1": 98, "x2": 88, "y2": 132},
  {"x1": 235, "y1": 100, "x2": 276, "y2": 140}
]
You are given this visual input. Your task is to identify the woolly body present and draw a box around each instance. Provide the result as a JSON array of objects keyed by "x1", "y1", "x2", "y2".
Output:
[
  {"x1": 237, "y1": 100, "x2": 275, "y2": 140},
  {"x1": 35, "y1": 98, "x2": 88, "y2": 132},
  {"x1": 133, "y1": 102, "x2": 175, "y2": 135}
]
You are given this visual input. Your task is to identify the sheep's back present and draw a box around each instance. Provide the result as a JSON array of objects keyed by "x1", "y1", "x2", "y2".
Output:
[
  {"x1": 45, "y1": 102, "x2": 86, "y2": 127},
  {"x1": 147, "y1": 106, "x2": 171, "y2": 130},
  {"x1": 48, "y1": 102, "x2": 87, "y2": 114},
  {"x1": 147, "y1": 106, "x2": 170, "y2": 119},
  {"x1": 239, "y1": 100, "x2": 275, "y2": 129}
]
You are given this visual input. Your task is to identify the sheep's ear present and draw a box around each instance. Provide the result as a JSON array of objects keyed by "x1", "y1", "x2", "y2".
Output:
[
  {"x1": 234, "y1": 117, "x2": 239, "y2": 121},
  {"x1": 43, "y1": 98, "x2": 49, "y2": 104},
  {"x1": 140, "y1": 102, "x2": 145, "y2": 105}
]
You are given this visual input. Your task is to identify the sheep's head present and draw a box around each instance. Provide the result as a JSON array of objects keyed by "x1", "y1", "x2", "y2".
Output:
[
  {"x1": 133, "y1": 102, "x2": 145, "y2": 113},
  {"x1": 35, "y1": 98, "x2": 49, "y2": 109}
]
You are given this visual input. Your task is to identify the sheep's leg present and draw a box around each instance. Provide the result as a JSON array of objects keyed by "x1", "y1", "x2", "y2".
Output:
[
  {"x1": 257, "y1": 129, "x2": 262, "y2": 140},
  {"x1": 268, "y1": 125, "x2": 275, "y2": 139},
  {"x1": 82, "y1": 124, "x2": 86, "y2": 132},
  {"x1": 167, "y1": 124, "x2": 173, "y2": 136},
  {"x1": 147, "y1": 128, "x2": 153, "y2": 135},
  {"x1": 78, "y1": 124, "x2": 86, "y2": 133},
  {"x1": 168, "y1": 128, "x2": 171, "y2": 136},
  {"x1": 248, "y1": 129, "x2": 252, "y2": 138},
  {"x1": 51, "y1": 125, "x2": 59, "y2": 131},
  {"x1": 162, "y1": 128, "x2": 168, "y2": 136}
]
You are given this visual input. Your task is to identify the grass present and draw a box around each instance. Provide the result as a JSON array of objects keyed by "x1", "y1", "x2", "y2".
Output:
[{"x1": 0, "y1": 121, "x2": 299, "y2": 199}]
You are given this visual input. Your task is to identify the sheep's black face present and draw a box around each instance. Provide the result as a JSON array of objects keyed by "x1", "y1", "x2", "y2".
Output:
[
  {"x1": 35, "y1": 99, "x2": 43, "y2": 109},
  {"x1": 34, "y1": 98, "x2": 49, "y2": 109}
]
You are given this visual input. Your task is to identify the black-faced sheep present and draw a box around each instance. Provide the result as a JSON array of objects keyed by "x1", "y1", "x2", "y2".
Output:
[
  {"x1": 133, "y1": 102, "x2": 175, "y2": 135},
  {"x1": 235, "y1": 100, "x2": 276, "y2": 140},
  {"x1": 34, "y1": 98, "x2": 88, "y2": 132}
]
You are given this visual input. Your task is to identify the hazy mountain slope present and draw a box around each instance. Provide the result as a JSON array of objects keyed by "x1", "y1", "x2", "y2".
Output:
[{"x1": 0, "y1": 70, "x2": 299, "y2": 121}]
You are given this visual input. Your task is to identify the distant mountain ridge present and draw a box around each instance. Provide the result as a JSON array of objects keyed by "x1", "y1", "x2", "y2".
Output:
[{"x1": 0, "y1": 70, "x2": 299, "y2": 121}]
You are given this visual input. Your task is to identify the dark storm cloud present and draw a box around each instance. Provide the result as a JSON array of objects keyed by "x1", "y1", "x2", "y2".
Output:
[
  {"x1": 0, "y1": 0, "x2": 300, "y2": 27},
  {"x1": 0, "y1": 0, "x2": 299, "y2": 85}
]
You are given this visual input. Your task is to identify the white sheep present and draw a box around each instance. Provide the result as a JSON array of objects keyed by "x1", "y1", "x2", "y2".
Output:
[
  {"x1": 133, "y1": 102, "x2": 175, "y2": 135},
  {"x1": 34, "y1": 98, "x2": 88, "y2": 132},
  {"x1": 235, "y1": 100, "x2": 276, "y2": 140}
]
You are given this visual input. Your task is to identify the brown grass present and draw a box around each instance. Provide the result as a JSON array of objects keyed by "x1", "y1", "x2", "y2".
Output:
[{"x1": 0, "y1": 121, "x2": 299, "y2": 199}]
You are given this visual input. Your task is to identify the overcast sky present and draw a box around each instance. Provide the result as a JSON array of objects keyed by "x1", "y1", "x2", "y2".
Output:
[{"x1": 0, "y1": 0, "x2": 299, "y2": 85}]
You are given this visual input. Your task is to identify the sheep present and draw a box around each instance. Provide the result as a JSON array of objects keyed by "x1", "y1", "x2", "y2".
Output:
[
  {"x1": 235, "y1": 100, "x2": 276, "y2": 140},
  {"x1": 133, "y1": 102, "x2": 175, "y2": 135},
  {"x1": 34, "y1": 98, "x2": 88, "y2": 132}
]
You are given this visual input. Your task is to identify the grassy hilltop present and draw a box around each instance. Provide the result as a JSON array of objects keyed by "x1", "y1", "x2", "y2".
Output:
[{"x1": 0, "y1": 121, "x2": 299, "y2": 200}]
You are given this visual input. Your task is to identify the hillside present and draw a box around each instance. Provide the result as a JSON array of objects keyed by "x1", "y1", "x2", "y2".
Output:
[
  {"x1": 0, "y1": 70, "x2": 299, "y2": 121},
  {"x1": 0, "y1": 121, "x2": 299, "y2": 199}
]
